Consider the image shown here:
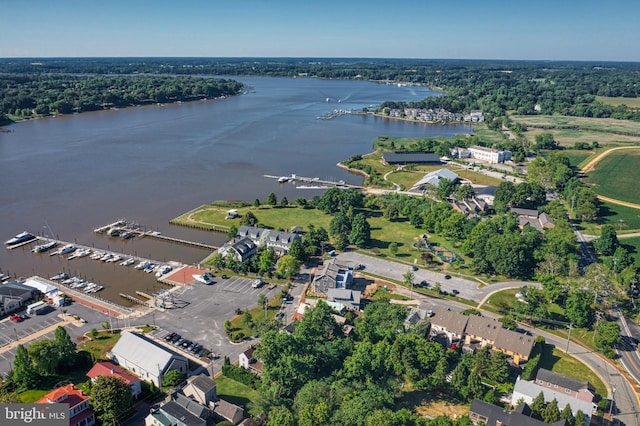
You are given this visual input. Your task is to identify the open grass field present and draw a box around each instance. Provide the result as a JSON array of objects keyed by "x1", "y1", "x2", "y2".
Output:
[
  {"x1": 512, "y1": 115, "x2": 640, "y2": 146},
  {"x1": 79, "y1": 331, "x2": 122, "y2": 361},
  {"x1": 621, "y1": 236, "x2": 640, "y2": 263},
  {"x1": 538, "y1": 344, "x2": 607, "y2": 398},
  {"x1": 555, "y1": 149, "x2": 595, "y2": 168},
  {"x1": 583, "y1": 148, "x2": 640, "y2": 203},
  {"x1": 173, "y1": 204, "x2": 333, "y2": 232},
  {"x1": 596, "y1": 96, "x2": 640, "y2": 109},
  {"x1": 472, "y1": 123, "x2": 508, "y2": 145},
  {"x1": 579, "y1": 200, "x2": 640, "y2": 235},
  {"x1": 215, "y1": 375, "x2": 258, "y2": 411}
]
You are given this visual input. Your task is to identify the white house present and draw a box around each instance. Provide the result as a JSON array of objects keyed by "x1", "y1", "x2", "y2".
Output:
[{"x1": 110, "y1": 331, "x2": 188, "y2": 387}]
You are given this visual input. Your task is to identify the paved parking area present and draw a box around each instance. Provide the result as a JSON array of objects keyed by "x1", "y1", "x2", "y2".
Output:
[{"x1": 145, "y1": 275, "x2": 282, "y2": 373}]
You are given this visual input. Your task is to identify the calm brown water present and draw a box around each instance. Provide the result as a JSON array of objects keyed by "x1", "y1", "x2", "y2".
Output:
[{"x1": 0, "y1": 76, "x2": 472, "y2": 304}]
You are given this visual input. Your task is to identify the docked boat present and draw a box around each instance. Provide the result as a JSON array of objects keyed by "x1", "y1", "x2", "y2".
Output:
[
  {"x1": 84, "y1": 283, "x2": 97, "y2": 293},
  {"x1": 120, "y1": 231, "x2": 135, "y2": 239},
  {"x1": 107, "y1": 255, "x2": 122, "y2": 263},
  {"x1": 155, "y1": 265, "x2": 172, "y2": 277},
  {"x1": 144, "y1": 264, "x2": 156, "y2": 273},
  {"x1": 134, "y1": 260, "x2": 151, "y2": 270},
  {"x1": 32, "y1": 240, "x2": 58, "y2": 253},
  {"x1": 51, "y1": 244, "x2": 75, "y2": 256},
  {"x1": 106, "y1": 227, "x2": 121, "y2": 237},
  {"x1": 68, "y1": 248, "x2": 91, "y2": 260},
  {"x1": 120, "y1": 258, "x2": 136, "y2": 266},
  {"x1": 5, "y1": 231, "x2": 35, "y2": 246},
  {"x1": 193, "y1": 272, "x2": 214, "y2": 285},
  {"x1": 90, "y1": 251, "x2": 105, "y2": 260},
  {"x1": 90, "y1": 285, "x2": 104, "y2": 293},
  {"x1": 71, "y1": 279, "x2": 88, "y2": 289},
  {"x1": 50, "y1": 272, "x2": 69, "y2": 281},
  {"x1": 100, "y1": 253, "x2": 113, "y2": 262},
  {"x1": 0, "y1": 272, "x2": 11, "y2": 281}
]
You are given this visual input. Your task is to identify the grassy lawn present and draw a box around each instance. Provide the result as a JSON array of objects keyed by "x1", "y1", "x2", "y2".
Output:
[
  {"x1": 472, "y1": 123, "x2": 509, "y2": 145},
  {"x1": 584, "y1": 148, "x2": 640, "y2": 203},
  {"x1": 621, "y1": 236, "x2": 640, "y2": 263},
  {"x1": 173, "y1": 204, "x2": 332, "y2": 232},
  {"x1": 560, "y1": 149, "x2": 596, "y2": 168},
  {"x1": 228, "y1": 291, "x2": 285, "y2": 339},
  {"x1": 512, "y1": 115, "x2": 640, "y2": 147},
  {"x1": 78, "y1": 331, "x2": 123, "y2": 361},
  {"x1": 539, "y1": 344, "x2": 607, "y2": 398},
  {"x1": 369, "y1": 286, "x2": 412, "y2": 301},
  {"x1": 18, "y1": 364, "x2": 94, "y2": 402},
  {"x1": 579, "y1": 201, "x2": 640, "y2": 235},
  {"x1": 596, "y1": 96, "x2": 640, "y2": 109},
  {"x1": 215, "y1": 375, "x2": 258, "y2": 411}
]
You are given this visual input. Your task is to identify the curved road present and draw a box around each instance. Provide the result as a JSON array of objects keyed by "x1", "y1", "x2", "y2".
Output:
[{"x1": 336, "y1": 252, "x2": 640, "y2": 426}]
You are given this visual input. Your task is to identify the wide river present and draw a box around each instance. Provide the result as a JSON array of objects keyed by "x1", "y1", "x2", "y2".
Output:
[{"x1": 0, "y1": 76, "x2": 473, "y2": 304}]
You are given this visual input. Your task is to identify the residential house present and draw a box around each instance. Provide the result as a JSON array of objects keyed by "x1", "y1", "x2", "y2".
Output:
[
  {"x1": 430, "y1": 310, "x2": 536, "y2": 364},
  {"x1": 326, "y1": 288, "x2": 361, "y2": 311},
  {"x1": 382, "y1": 151, "x2": 441, "y2": 165},
  {"x1": 183, "y1": 374, "x2": 217, "y2": 406},
  {"x1": 468, "y1": 146, "x2": 512, "y2": 163},
  {"x1": 410, "y1": 168, "x2": 459, "y2": 190},
  {"x1": 86, "y1": 361, "x2": 142, "y2": 399},
  {"x1": 493, "y1": 328, "x2": 536, "y2": 364},
  {"x1": 512, "y1": 374, "x2": 596, "y2": 424},
  {"x1": 430, "y1": 310, "x2": 469, "y2": 346},
  {"x1": 239, "y1": 346, "x2": 263, "y2": 376},
  {"x1": 312, "y1": 259, "x2": 353, "y2": 295},
  {"x1": 145, "y1": 400, "x2": 206, "y2": 426},
  {"x1": 405, "y1": 307, "x2": 428, "y2": 328},
  {"x1": 36, "y1": 384, "x2": 95, "y2": 426},
  {"x1": 452, "y1": 197, "x2": 489, "y2": 216},
  {"x1": 110, "y1": 331, "x2": 188, "y2": 387},
  {"x1": 217, "y1": 237, "x2": 257, "y2": 262},
  {"x1": 212, "y1": 399, "x2": 245, "y2": 425},
  {"x1": 469, "y1": 400, "x2": 568, "y2": 426},
  {"x1": 511, "y1": 208, "x2": 555, "y2": 232},
  {"x1": 535, "y1": 368, "x2": 596, "y2": 403},
  {"x1": 464, "y1": 315, "x2": 501, "y2": 348},
  {"x1": 0, "y1": 281, "x2": 35, "y2": 316},
  {"x1": 236, "y1": 226, "x2": 302, "y2": 255}
]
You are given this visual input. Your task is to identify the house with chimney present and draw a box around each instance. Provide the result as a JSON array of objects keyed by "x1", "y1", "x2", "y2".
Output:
[{"x1": 312, "y1": 259, "x2": 353, "y2": 295}]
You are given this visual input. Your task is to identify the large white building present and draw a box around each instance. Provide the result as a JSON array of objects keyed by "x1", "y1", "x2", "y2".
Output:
[{"x1": 467, "y1": 145, "x2": 512, "y2": 163}]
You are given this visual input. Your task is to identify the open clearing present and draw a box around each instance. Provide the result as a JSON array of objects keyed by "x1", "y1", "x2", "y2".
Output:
[
  {"x1": 511, "y1": 115, "x2": 640, "y2": 147},
  {"x1": 596, "y1": 96, "x2": 640, "y2": 109},
  {"x1": 581, "y1": 147, "x2": 640, "y2": 206}
]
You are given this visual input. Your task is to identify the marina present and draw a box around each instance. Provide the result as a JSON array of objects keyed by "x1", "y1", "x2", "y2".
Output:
[
  {"x1": 94, "y1": 220, "x2": 218, "y2": 250},
  {"x1": 264, "y1": 174, "x2": 362, "y2": 190}
]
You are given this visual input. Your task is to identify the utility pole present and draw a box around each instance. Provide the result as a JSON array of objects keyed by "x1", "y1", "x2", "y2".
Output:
[{"x1": 565, "y1": 323, "x2": 572, "y2": 353}]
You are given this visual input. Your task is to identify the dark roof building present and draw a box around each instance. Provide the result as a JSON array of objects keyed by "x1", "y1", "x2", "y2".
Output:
[
  {"x1": 470, "y1": 400, "x2": 568, "y2": 426},
  {"x1": 313, "y1": 259, "x2": 353, "y2": 295},
  {"x1": 382, "y1": 151, "x2": 441, "y2": 165}
]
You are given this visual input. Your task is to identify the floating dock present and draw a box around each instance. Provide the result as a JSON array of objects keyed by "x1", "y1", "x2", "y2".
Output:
[
  {"x1": 264, "y1": 174, "x2": 361, "y2": 190},
  {"x1": 94, "y1": 220, "x2": 218, "y2": 250}
]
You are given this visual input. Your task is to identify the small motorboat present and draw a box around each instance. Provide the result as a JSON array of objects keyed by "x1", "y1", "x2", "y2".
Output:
[
  {"x1": 120, "y1": 258, "x2": 135, "y2": 266},
  {"x1": 5, "y1": 231, "x2": 35, "y2": 246},
  {"x1": 193, "y1": 272, "x2": 214, "y2": 285},
  {"x1": 32, "y1": 240, "x2": 58, "y2": 253},
  {"x1": 50, "y1": 272, "x2": 69, "y2": 281}
]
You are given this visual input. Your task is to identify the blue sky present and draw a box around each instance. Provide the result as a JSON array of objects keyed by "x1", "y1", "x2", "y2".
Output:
[{"x1": 3, "y1": 0, "x2": 638, "y2": 61}]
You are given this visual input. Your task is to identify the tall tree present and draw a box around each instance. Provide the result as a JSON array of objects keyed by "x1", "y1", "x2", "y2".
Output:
[
  {"x1": 267, "y1": 192, "x2": 278, "y2": 206},
  {"x1": 54, "y1": 326, "x2": 76, "y2": 370},
  {"x1": 259, "y1": 247, "x2": 277, "y2": 276},
  {"x1": 565, "y1": 290, "x2": 594, "y2": 328},
  {"x1": 276, "y1": 254, "x2": 300, "y2": 280},
  {"x1": 531, "y1": 390, "x2": 546, "y2": 419},
  {"x1": 90, "y1": 375, "x2": 134, "y2": 425},
  {"x1": 593, "y1": 225, "x2": 619, "y2": 256},
  {"x1": 12, "y1": 344, "x2": 38, "y2": 391},
  {"x1": 348, "y1": 213, "x2": 371, "y2": 248},
  {"x1": 27, "y1": 339, "x2": 60, "y2": 375},
  {"x1": 543, "y1": 398, "x2": 561, "y2": 423}
]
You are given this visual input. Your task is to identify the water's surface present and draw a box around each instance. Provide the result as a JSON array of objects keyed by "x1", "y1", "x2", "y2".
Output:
[{"x1": 0, "y1": 76, "x2": 472, "y2": 303}]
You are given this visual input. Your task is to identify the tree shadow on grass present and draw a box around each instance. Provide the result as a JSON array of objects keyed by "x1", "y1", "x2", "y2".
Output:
[
  {"x1": 538, "y1": 343, "x2": 561, "y2": 371},
  {"x1": 218, "y1": 394, "x2": 251, "y2": 409}
]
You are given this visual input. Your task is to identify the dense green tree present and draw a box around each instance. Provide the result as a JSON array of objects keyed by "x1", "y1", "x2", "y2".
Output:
[
  {"x1": 565, "y1": 290, "x2": 594, "y2": 328},
  {"x1": 276, "y1": 254, "x2": 300, "y2": 280},
  {"x1": 349, "y1": 213, "x2": 371, "y2": 248},
  {"x1": 595, "y1": 321, "x2": 621, "y2": 358},
  {"x1": 575, "y1": 410, "x2": 586, "y2": 426},
  {"x1": 531, "y1": 390, "x2": 547, "y2": 418},
  {"x1": 242, "y1": 211, "x2": 258, "y2": 226},
  {"x1": 267, "y1": 192, "x2": 277, "y2": 206},
  {"x1": 259, "y1": 247, "x2": 277, "y2": 276},
  {"x1": 355, "y1": 299, "x2": 407, "y2": 343},
  {"x1": 593, "y1": 225, "x2": 619, "y2": 256},
  {"x1": 543, "y1": 398, "x2": 561, "y2": 423},
  {"x1": 389, "y1": 242, "x2": 399, "y2": 256},
  {"x1": 561, "y1": 403, "x2": 575, "y2": 426},
  {"x1": 253, "y1": 198, "x2": 261, "y2": 207},
  {"x1": 27, "y1": 339, "x2": 60, "y2": 375},
  {"x1": 267, "y1": 406, "x2": 295, "y2": 426},
  {"x1": 54, "y1": 326, "x2": 76, "y2": 370},
  {"x1": 437, "y1": 178, "x2": 457, "y2": 200},
  {"x1": 488, "y1": 351, "x2": 509, "y2": 383},
  {"x1": 90, "y1": 375, "x2": 134, "y2": 425},
  {"x1": 288, "y1": 239, "x2": 305, "y2": 261},
  {"x1": 330, "y1": 212, "x2": 351, "y2": 242},
  {"x1": 227, "y1": 224, "x2": 238, "y2": 240},
  {"x1": 12, "y1": 344, "x2": 38, "y2": 391}
]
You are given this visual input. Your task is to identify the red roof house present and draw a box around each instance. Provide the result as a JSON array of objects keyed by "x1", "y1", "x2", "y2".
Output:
[
  {"x1": 36, "y1": 384, "x2": 95, "y2": 426},
  {"x1": 86, "y1": 361, "x2": 142, "y2": 398}
]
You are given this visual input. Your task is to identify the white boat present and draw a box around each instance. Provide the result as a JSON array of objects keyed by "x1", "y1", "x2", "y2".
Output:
[
  {"x1": 50, "y1": 272, "x2": 69, "y2": 281},
  {"x1": 155, "y1": 265, "x2": 172, "y2": 277},
  {"x1": 32, "y1": 240, "x2": 58, "y2": 253},
  {"x1": 134, "y1": 260, "x2": 150, "y2": 270},
  {"x1": 50, "y1": 244, "x2": 75, "y2": 256},
  {"x1": 120, "y1": 258, "x2": 135, "y2": 266},
  {"x1": 106, "y1": 227, "x2": 121, "y2": 237},
  {"x1": 120, "y1": 231, "x2": 135, "y2": 239},
  {"x1": 61, "y1": 277, "x2": 76, "y2": 285},
  {"x1": 68, "y1": 248, "x2": 91, "y2": 260},
  {"x1": 107, "y1": 255, "x2": 122, "y2": 263},
  {"x1": 0, "y1": 273, "x2": 10, "y2": 281},
  {"x1": 144, "y1": 264, "x2": 156, "y2": 273},
  {"x1": 84, "y1": 283, "x2": 97, "y2": 293},
  {"x1": 71, "y1": 279, "x2": 88, "y2": 289},
  {"x1": 5, "y1": 231, "x2": 35, "y2": 246},
  {"x1": 100, "y1": 253, "x2": 113, "y2": 262},
  {"x1": 278, "y1": 176, "x2": 290, "y2": 183},
  {"x1": 90, "y1": 251, "x2": 104, "y2": 260},
  {"x1": 90, "y1": 285, "x2": 104, "y2": 293},
  {"x1": 193, "y1": 272, "x2": 214, "y2": 285}
]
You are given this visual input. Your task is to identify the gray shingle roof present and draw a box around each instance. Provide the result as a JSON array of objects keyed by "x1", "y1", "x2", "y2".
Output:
[
  {"x1": 493, "y1": 328, "x2": 535, "y2": 358},
  {"x1": 111, "y1": 331, "x2": 187, "y2": 375},
  {"x1": 159, "y1": 401, "x2": 206, "y2": 426},
  {"x1": 470, "y1": 400, "x2": 568, "y2": 426},
  {"x1": 536, "y1": 368, "x2": 593, "y2": 393}
]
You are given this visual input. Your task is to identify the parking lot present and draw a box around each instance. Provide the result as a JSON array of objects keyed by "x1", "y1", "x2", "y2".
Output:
[
  {"x1": 147, "y1": 275, "x2": 282, "y2": 372},
  {"x1": 0, "y1": 302, "x2": 113, "y2": 374}
]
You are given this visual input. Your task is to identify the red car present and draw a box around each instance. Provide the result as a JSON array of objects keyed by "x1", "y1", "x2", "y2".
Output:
[{"x1": 9, "y1": 314, "x2": 22, "y2": 323}]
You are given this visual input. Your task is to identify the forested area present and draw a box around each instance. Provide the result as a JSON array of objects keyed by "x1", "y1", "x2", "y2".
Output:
[
  {"x1": 2, "y1": 57, "x2": 639, "y2": 126},
  {"x1": 0, "y1": 73, "x2": 243, "y2": 124}
]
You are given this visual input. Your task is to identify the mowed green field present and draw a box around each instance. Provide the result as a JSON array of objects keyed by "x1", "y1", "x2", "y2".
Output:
[
  {"x1": 584, "y1": 149, "x2": 640, "y2": 203},
  {"x1": 596, "y1": 96, "x2": 640, "y2": 109}
]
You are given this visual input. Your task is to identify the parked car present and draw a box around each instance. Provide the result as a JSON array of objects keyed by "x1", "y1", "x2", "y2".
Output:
[
  {"x1": 164, "y1": 332, "x2": 177, "y2": 341},
  {"x1": 444, "y1": 274, "x2": 451, "y2": 279},
  {"x1": 9, "y1": 313, "x2": 22, "y2": 322},
  {"x1": 221, "y1": 274, "x2": 228, "y2": 279},
  {"x1": 170, "y1": 334, "x2": 181, "y2": 343},
  {"x1": 418, "y1": 280, "x2": 429, "y2": 288},
  {"x1": 275, "y1": 311, "x2": 285, "y2": 319},
  {"x1": 411, "y1": 265, "x2": 418, "y2": 271},
  {"x1": 252, "y1": 277, "x2": 263, "y2": 288},
  {"x1": 452, "y1": 289, "x2": 459, "y2": 295},
  {"x1": 175, "y1": 338, "x2": 185, "y2": 346},
  {"x1": 181, "y1": 340, "x2": 191, "y2": 348}
]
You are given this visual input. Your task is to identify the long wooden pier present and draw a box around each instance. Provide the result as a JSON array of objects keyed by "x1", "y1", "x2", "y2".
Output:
[
  {"x1": 264, "y1": 174, "x2": 362, "y2": 189},
  {"x1": 94, "y1": 220, "x2": 218, "y2": 250}
]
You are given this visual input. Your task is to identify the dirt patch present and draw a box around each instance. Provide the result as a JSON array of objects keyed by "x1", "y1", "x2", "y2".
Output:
[{"x1": 402, "y1": 390, "x2": 469, "y2": 419}]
